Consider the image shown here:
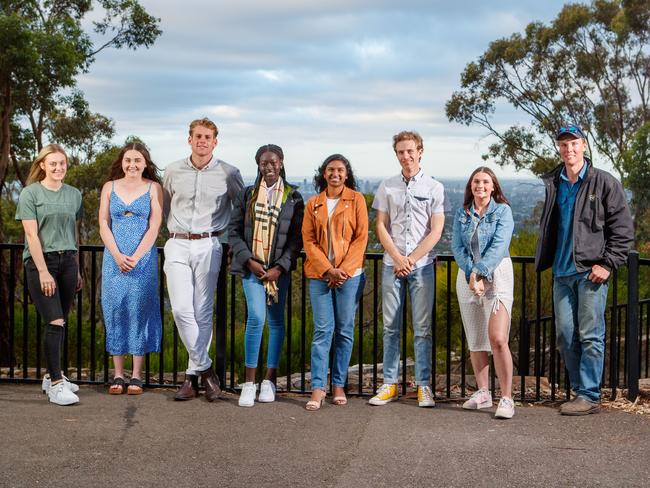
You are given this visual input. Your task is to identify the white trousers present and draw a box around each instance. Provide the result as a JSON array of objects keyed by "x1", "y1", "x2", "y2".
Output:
[{"x1": 163, "y1": 237, "x2": 222, "y2": 375}]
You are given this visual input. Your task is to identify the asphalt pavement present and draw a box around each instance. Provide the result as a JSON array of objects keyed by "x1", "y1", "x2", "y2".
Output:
[{"x1": 1, "y1": 384, "x2": 649, "y2": 488}]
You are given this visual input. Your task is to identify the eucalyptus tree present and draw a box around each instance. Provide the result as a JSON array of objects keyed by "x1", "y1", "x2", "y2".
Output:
[
  {"x1": 446, "y1": 0, "x2": 649, "y2": 179},
  {"x1": 0, "y1": 0, "x2": 161, "y2": 192}
]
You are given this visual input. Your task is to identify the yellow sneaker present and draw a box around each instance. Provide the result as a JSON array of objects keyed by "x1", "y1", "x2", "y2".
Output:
[
  {"x1": 417, "y1": 385, "x2": 435, "y2": 407},
  {"x1": 368, "y1": 383, "x2": 398, "y2": 406}
]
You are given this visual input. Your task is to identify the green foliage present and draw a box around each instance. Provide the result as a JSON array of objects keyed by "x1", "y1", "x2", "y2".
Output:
[
  {"x1": 48, "y1": 91, "x2": 115, "y2": 165},
  {"x1": 446, "y1": 0, "x2": 650, "y2": 180},
  {"x1": 66, "y1": 144, "x2": 121, "y2": 243},
  {"x1": 0, "y1": 0, "x2": 161, "y2": 198},
  {"x1": 622, "y1": 121, "x2": 650, "y2": 253}
]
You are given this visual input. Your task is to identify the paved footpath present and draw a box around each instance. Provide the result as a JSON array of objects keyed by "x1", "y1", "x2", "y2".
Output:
[{"x1": 1, "y1": 384, "x2": 650, "y2": 488}]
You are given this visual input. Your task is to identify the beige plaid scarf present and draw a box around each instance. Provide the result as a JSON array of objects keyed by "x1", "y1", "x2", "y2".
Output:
[{"x1": 252, "y1": 179, "x2": 284, "y2": 304}]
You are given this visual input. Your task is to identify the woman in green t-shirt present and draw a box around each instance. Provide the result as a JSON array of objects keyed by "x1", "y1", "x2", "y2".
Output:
[{"x1": 15, "y1": 144, "x2": 83, "y2": 406}]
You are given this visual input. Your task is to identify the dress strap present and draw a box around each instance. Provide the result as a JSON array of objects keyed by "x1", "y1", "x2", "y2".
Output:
[{"x1": 148, "y1": 182, "x2": 153, "y2": 193}]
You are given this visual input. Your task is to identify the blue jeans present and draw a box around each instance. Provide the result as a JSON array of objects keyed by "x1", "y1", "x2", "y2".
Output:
[
  {"x1": 553, "y1": 272, "x2": 608, "y2": 402},
  {"x1": 242, "y1": 272, "x2": 290, "y2": 369},
  {"x1": 382, "y1": 263, "x2": 434, "y2": 386},
  {"x1": 309, "y1": 273, "x2": 365, "y2": 390}
]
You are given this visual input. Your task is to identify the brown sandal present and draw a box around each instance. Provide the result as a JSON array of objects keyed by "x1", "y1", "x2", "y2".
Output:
[
  {"x1": 109, "y1": 377, "x2": 125, "y2": 395},
  {"x1": 127, "y1": 378, "x2": 143, "y2": 395}
]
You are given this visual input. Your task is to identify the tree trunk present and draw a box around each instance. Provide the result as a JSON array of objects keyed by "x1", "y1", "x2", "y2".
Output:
[
  {"x1": 0, "y1": 83, "x2": 12, "y2": 192},
  {"x1": 0, "y1": 83, "x2": 13, "y2": 365}
]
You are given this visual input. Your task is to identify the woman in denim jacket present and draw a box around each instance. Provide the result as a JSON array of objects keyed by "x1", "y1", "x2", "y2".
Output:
[{"x1": 452, "y1": 166, "x2": 515, "y2": 419}]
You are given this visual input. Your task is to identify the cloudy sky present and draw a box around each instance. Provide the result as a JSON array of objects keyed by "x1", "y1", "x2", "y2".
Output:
[{"x1": 78, "y1": 0, "x2": 573, "y2": 180}]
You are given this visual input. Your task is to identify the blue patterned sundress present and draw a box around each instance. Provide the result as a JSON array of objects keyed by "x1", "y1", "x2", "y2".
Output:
[{"x1": 101, "y1": 183, "x2": 162, "y2": 355}]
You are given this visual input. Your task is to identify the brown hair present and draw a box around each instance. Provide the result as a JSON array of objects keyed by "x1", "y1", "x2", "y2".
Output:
[
  {"x1": 392, "y1": 130, "x2": 423, "y2": 152},
  {"x1": 463, "y1": 166, "x2": 509, "y2": 211},
  {"x1": 189, "y1": 118, "x2": 218, "y2": 138},
  {"x1": 106, "y1": 143, "x2": 161, "y2": 184},
  {"x1": 26, "y1": 144, "x2": 68, "y2": 185}
]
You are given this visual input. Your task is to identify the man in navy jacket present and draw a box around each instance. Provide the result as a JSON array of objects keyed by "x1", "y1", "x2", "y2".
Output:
[{"x1": 535, "y1": 124, "x2": 633, "y2": 415}]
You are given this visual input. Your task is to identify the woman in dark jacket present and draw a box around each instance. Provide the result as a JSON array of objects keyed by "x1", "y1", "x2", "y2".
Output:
[{"x1": 228, "y1": 144, "x2": 304, "y2": 407}]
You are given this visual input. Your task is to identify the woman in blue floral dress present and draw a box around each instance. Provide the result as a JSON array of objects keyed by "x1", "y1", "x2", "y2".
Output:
[{"x1": 99, "y1": 142, "x2": 163, "y2": 395}]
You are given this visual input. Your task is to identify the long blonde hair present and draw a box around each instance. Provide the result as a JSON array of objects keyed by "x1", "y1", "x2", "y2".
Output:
[{"x1": 26, "y1": 144, "x2": 68, "y2": 185}]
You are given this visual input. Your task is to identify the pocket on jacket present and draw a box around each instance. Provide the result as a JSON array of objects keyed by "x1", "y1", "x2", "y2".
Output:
[{"x1": 590, "y1": 195, "x2": 604, "y2": 232}]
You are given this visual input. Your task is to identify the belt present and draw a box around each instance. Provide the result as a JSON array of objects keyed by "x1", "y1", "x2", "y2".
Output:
[
  {"x1": 43, "y1": 250, "x2": 77, "y2": 256},
  {"x1": 170, "y1": 230, "x2": 224, "y2": 240}
]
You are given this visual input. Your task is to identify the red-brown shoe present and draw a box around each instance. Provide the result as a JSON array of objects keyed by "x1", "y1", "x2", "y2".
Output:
[
  {"x1": 174, "y1": 374, "x2": 199, "y2": 401},
  {"x1": 200, "y1": 368, "x2": 222, "y2": 402}
]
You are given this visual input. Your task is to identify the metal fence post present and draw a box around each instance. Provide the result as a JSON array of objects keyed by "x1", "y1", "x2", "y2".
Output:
[
  {"x1": 626, "y1": 250, "x2": 640, "y2": 401},
  {"x1": 214, "y1": 243, "x2": 229, "y2": 385}
]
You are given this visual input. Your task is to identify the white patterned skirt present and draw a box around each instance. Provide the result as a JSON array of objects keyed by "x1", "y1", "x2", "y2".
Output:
[{"x1": 456, "y1": 257, "x2": 514, "y2": 352}]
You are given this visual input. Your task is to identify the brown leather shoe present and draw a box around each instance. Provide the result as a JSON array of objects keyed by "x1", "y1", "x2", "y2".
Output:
[
  {"x1": 560, "y1": 397, "x2": 600, "y2": 416},
  {"x1": 174, "y1": 374, "x2": 199, "y2": 401},
  {"x1": 200, "y1": 368, "x2": 221, "y2": 402}
]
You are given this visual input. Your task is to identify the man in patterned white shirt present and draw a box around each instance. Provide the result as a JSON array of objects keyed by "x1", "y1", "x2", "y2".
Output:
[
  {"x1": 369, "y1": 131, "x2": 445, "y2": 408},
  {"x1": 162, "y1": 118, "x2": 244, "y2": 401}
]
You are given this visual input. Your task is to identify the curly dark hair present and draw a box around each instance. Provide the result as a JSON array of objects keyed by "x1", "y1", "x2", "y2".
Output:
[
  {"x1": 313, "y1": 154, "x2": 357, "y2": 193},
  {"x1": 463, "y1": 166, "x2": 509, "y2": 211},
  {"x1": 106, "y1": 142, "x2": 161, "y2": 185}
]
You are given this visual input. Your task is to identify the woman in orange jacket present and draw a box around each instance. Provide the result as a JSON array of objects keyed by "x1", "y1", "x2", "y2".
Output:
[{"x1": 302, "y1": 154, "x2": 368, "y2": 410}]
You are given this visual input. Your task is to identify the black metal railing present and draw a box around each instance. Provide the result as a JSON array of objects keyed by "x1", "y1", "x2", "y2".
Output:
[{"x1": 0, "y1": 243, "x2": 646, "y2": 401}]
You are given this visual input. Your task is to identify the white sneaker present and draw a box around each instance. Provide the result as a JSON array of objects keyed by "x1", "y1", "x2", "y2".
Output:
[
  {"x1": 462, "y1": 388, "x2": 492, "y2": 410},
  {"x1": 417, "y1": 385, "x2": 436, "y2": 407},
  {"x1": 495, "y1": 397, "x2": 515, "y2": 419},
  {"x1": 238, "y1": 382, "x2": 256, "y2": 407},
  {"x1": 42, "y1": 374, "x2": 79, "y2": 394},
  {"x1": 48, "y1": 381, "x2": 79, "y2": 406},
  {"x1": 258, "y1": 380, "x2": 276, "y2": 403}
]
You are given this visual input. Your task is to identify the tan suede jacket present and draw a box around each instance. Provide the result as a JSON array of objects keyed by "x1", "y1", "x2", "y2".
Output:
[{"x1": 301, "y1": 187, "x2": 368, "y2": 279}]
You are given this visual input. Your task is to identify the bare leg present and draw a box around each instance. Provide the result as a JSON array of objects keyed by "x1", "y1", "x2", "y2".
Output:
[
  {"x1": 333, "y1": 385, "x2": 346, "y2": 400},
  {"x1": 132, "y1": 355, "x2": 144, "y2": 380},
  {"x1": 264, "y1": 368, "x2": 276, "y2": 383},
  {"x1": 489, "y1": 306, "x2": 513, "y2": 398},
  {"x1": 245, "y1": 367, "x2": 256, "y2": 383},
  {"x1": 113, "y1": 355, "x2": 125, "y2": 379},
  {"x1": 470, "y1": 351, "x2": 490, "y2": 390},
  {"x1": 309, "y1": 387, "x2": 326, "y2": 404}
]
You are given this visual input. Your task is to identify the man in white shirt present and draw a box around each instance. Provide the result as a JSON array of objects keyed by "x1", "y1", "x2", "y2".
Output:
[
  {"x1": 162, "y1": 118, "x2": 244, "y2": 401},
  {"x1": 369, "y1": 131, "x2": 445, "y2": 408}
]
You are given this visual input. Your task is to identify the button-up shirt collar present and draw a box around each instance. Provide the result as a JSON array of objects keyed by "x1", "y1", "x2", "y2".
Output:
[
  {"x1": 163, "y1": 155, "x2": 244, "y2": 235},
  {"x1": 371, "y1": 168, "x2": 446, "y2": 269}
]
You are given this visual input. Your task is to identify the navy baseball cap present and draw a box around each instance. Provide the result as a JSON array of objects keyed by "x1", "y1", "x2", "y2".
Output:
[{"x1": 556, "y1": 124, "x2": 587, "y2": 140}]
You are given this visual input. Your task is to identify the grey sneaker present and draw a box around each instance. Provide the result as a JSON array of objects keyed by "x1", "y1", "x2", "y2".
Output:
[
  {"x1": 258, "y1": 380, "x2": 276, "y2": 403},
  {"x1": 48, "y1": 381, "x2": 79, "y2": 406},
  {"x1": 494, "y1": 397, "x2": 515, "y2": 419},
  {"x1": 238, "y1": 382, "x2": 256, "y2": 407},
  {"x1": 462, "y1": 388, "x2": 493, "y2": 410},
  {"x1": 560, "y1": 397, "x2": 600, "y2": 416},
  {"x1": 42, "y1": 374, "x2": 79, "y2": 394}
]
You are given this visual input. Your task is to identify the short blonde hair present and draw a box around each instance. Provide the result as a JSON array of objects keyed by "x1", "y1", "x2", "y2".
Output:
[
  {"x1": 189, "y1": 118, "x2": 218, "y2": 138},
  {"x1": 392, "y1": 131, "x2": 423, "y2": 152},
  {"x1": 26, "y1": 144, "x2": 68, "y2": 185}
]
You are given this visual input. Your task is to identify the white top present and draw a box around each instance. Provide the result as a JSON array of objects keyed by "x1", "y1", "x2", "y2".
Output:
[
  {"x1": 266, "y1": 179, "x2": 281, "y2": 204},
  {"x1": 372, "y1": 169, "x2": 445, "y2": 269},
  {"x1": 162, "y1": 156, "x2": 244, "y2": 235},
  {"x1": 326, "y1": 197, "x2": 339, "y2": 262},
  {"x1": 326, "y1": 197, "x2": 363, "y2": 278}
]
